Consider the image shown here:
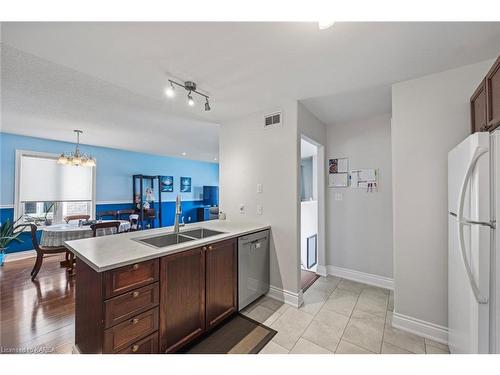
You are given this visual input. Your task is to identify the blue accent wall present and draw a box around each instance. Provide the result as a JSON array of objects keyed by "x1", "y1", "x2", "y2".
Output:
[{"x1": 0, "y1": 132, "x2": 219, "y2": 254}]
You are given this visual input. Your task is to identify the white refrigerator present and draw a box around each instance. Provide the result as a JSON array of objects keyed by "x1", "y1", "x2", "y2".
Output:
[{"x1": 448, "y1": 131, "x2": 499, "y2": 353}]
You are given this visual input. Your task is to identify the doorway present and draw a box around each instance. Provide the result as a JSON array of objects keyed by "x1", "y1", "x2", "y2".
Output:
[{"x1": 300, "y1": 137, "x2": 322, "y2": 292}]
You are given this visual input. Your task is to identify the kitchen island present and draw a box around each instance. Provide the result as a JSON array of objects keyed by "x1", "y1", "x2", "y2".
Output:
[{"x1": 65, "y1": 220, "x2": 270, "y2": 354}]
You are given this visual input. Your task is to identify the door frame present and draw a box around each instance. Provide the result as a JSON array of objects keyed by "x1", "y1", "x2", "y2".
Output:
[{"x1": 298, "y1": 135, "x2": 326, "y2": 290}]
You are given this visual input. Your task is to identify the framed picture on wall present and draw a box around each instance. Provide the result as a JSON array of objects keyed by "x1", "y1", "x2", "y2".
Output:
[
  {"x1": 328, "y1": 157, "x2": 349, "y2": 187},
  {"x1": 160, "y1": 176, "x2": 174, "y2": 192},
  {"x1": 180, "y1": 177, "x2": 192, "y2": 193}
]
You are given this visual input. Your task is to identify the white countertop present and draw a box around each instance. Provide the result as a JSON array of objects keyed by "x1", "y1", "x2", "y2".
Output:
[{"x1": 64, "y1": 220, "x2": 271, "y2": 272}]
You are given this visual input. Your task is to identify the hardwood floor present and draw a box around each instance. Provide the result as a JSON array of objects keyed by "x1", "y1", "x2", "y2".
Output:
[
  {"x1": 0, "y1": 254, "x2": 75, "y2": 354},
  {"x1": 300, "y1": 269, "x2": 319, "y2": 292}
]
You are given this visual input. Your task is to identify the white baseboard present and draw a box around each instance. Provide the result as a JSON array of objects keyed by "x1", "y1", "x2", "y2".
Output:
[
  {"x1": 267, "y1": 285, "x2": 303, "y2": 308},
  {"x1": 4, "y1": 249, "x2": 36, "y2": 262},
  {"x1": 392, "y1": 311, "x2": 448, "y2": 345},
  {"x1": 316, "y1": 265, "x2": 328, "y2": 277},
  {"x1": 326, "y1": 265, "x2": 394, "y2": 290}
]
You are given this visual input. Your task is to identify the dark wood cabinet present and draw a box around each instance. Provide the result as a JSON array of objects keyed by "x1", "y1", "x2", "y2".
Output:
[
  {"x1": 471, "y1": 56, "x2": 500, "y2": 133},
  {"x1": 104, "y1": 259, "x2": 159, "y2": 298},
  {"x1": 75, "y1": 236, "x2": 240, "y2": 354},
  {"x1": 103, "y1": 307, "x2": 159, "y2": 353},
  {"x1": 75, "y1": 258, "x2": 160, "y2": 354},
  {"x1": 486, "y1": 56, "x2": 500, "y2": 130},
  {"x1": 159, "y1": 248, "x2": 206, "y2": 353},
  {"x1": 205, "y1": 239, "x2": 237, "y2": 329},
  {"x1": 104, "y1": 282, "x2": 159, "y2": 328},
  {"x1": 117, "y1": 332, "x2": 159, "y2": 354},
  {"x1": 471, "y1": 79, "x2": 487, "y2": 133}
]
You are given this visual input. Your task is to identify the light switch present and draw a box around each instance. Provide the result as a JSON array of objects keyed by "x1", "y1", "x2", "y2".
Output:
[
  {"x1": 257, "y1": 205, "x2": 263, "y2": 215},
  {"x1": 239, "y1": 204, "x2": 245, "y2": 214},
  {"x1": 335, "y1": 192, "x2": 343, "y2": 201},
  {"x1": 257, "y1": 183, "x2": 263, "y2": 193}
]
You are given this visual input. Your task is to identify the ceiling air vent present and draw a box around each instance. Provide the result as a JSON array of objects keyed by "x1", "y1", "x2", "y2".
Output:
[{"x1": 264, "y1": 112, "x2": 282, "y2": 128}]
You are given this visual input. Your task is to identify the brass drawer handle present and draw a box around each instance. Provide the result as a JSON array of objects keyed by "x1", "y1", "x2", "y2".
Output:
[
  {"x1": 208, "y1": 245, "x2": 213, "y2": 250},
  {"x1": 132, "y1": 264, "x2": 139, "y2": 270},
  {"x1": 131, "y1": 318, "x2": 139, "y2": 324},
  {"x1": 202, "y1": 246, "x2": 207, "y2": 251},
  {"x1": 131, "y1": 344, "x2": 139, "y2": 352},
  {"x1": 132, "y1": 291, "x2": 140, "y2": 298}
]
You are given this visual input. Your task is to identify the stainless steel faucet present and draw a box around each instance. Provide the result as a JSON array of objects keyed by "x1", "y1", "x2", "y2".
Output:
[{"x1": 173, "y1": 195, "x2": 184, "y2": 233}]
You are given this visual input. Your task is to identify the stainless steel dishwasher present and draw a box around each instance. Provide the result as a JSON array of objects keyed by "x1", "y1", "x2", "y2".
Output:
[{"x1": 238, "y1": 229, "x2": 270, "y2": 311}]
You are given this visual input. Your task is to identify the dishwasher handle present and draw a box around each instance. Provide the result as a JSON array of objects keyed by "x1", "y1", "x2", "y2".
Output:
[{"x1": 241, "y1": 236, "x2": 268, "y2": 247}]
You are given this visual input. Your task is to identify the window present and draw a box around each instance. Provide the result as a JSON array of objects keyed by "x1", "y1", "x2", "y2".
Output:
[{"x1": 15, "y1": 150, "x2": 95, "y2": 225}]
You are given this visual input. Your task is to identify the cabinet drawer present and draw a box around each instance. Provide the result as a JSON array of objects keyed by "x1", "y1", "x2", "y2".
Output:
[
  {"x1": 104, "y1": 259, "x2": 159, "y2": 298},
  {"x1": 103, "y1": 307, "x2": 159, "y2": 353},
  {"x1": 117, "y1": 332, "x2": 159, "y2": 354},
  {"x1": 104, "y1": 282, "x2": 159, "y2": 328}
]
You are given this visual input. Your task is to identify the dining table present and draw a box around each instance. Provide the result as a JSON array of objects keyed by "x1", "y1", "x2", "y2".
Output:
[{"x1": 40, "y1": 220, "x2": 131, "y2": 247}]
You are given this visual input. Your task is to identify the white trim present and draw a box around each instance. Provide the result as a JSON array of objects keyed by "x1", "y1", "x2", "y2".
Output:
[
  {"x1": 325, "y1": 265, "x2": 394, "y2": 290},
  {"x1": 96, "y1": 200, "x2": 133, "y2": 205},
  {"x1": 316, "y1": 264, "x2": 327, "y2": 277},
  {"x1": 4, "y1": 249, "x2": 36, "y2": 262},
  {"x1": 392, "y1": 311, "x2": 448, "y2": 345},
  {"x1": 266, "y1": 285, "x2": 303, "y2": 308},
  {"x1": 1, "y1": 198, "x2": 208, "y2": 209},
  {"x1": 95, "y1": 199, "x2": 203, "y2": 205}
]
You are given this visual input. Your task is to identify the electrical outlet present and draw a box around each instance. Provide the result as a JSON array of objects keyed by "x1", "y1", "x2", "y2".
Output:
[
  {"x1": 257, "y1": 183, "x2": 263, "y2": 193},
  {"x1": 257, "y1": 205, "x2": 263, "y2": 215},
  {"x1": 335, "y1": 192, "x2": 343, "y2": 201}
]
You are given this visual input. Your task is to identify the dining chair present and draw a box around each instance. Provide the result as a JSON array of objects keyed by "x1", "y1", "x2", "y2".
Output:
[
  {"x1": 64, "y1": 214, "x2": 90, "y2": 223},
  {"x1": 67, "y1": 221, "x2": 123, "y2": 274},
  {"x1": 96, "y1": 210, "x2": 117, "y2": 220},
  {"x1": 129, "y1": 214, "x2": 139, "y2": 231},
  {"x1": 16, "y1": 223, "x2": 69, "y2": 281},
  {"x1": 90, "y1": 221, "x2": 121, "y2": 237},
  {"x1": 116, "y1": 209, "x2": 136, "y2": 220}
]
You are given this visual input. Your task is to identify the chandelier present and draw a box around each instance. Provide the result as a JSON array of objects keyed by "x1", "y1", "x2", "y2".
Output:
[{"x1": 57, "y1": 130, "x2": 96, "y2": 167}]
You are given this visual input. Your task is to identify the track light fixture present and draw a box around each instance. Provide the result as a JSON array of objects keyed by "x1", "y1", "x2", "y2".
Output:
[{"x1": 165, "y1": 79, "x2": 211, "y2": 111}]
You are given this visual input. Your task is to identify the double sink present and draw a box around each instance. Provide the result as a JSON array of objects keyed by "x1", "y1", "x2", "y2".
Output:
[{"x1": 136, "y1": 227, "x2": 225, "y2": 248}]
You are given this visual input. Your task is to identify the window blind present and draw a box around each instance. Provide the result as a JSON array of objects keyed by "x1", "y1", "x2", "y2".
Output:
[{"x1": 19, "y1": 155, "x2": 93, "y2": 202}]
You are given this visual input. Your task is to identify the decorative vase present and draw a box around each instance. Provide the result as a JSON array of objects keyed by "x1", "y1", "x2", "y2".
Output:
[{"x1": 0, "y1": 248, "x2": 5, "y2": 266}]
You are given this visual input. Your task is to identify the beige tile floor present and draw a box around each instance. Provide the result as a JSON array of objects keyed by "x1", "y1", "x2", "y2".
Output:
[{"x1": 241, "y1": 276, "x2": 450, "y2": 354}]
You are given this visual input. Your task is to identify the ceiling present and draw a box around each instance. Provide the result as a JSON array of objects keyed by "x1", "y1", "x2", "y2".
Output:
[
  {"x1": 1, "y1": 45, "x2": 220, "y2": 162},
  {"x1": 1, "y1": 22, "x2": 500, "y2": 157}
]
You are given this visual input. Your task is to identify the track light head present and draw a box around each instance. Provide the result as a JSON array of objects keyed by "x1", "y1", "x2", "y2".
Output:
[
  {"x1": 204, "y1": 99, "x2": 211, "y2": 111},
  {"x1": 187, "y1": 92, "x2": 195, "y2": 106},
  {"x1": 165, "y1": 81, "x2": 175, "y2": 98}
]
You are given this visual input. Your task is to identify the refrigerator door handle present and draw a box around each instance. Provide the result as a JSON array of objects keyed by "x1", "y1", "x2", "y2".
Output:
[
  {"x1": 460, "y1": 219, "x2": 496, "y2": 229},
  {"x1": 457, "y1": 146, "x2": 489, "y2": 305},
  {"x1": 458, "y1": 221, "x2": 488, "y2": 304}
]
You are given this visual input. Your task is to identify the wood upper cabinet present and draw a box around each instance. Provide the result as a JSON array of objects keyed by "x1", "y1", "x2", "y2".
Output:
[
  {"x1": 159, "y1": 247, "x2": 206, "y2": 353},
  {"x1": 486, "y1": 56, "x2": 500, "y2": 130},
  {"x1": 205, "y1": 238, "x2": 237, "y2": 329},
  {"x1": 471, "y1": 79, "x2": 487, "y2": 133}
]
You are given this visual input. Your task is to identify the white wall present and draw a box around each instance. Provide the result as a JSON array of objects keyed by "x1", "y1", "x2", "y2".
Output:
[
  {"x1": 326, "y1": 114, "x2": 394, "y2": 279},
  {"x1": 392, "y1": 59, "x2": 494, "y2": 330},
  {"x1": 219, "y1": 101, "x2": 300, "y2": 301},
  {"x1": 298, "y1": 103, "x2": 327, "y2": 276}
]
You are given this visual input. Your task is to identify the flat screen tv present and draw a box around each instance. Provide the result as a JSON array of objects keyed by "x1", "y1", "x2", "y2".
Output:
[{"x1": 203, "y1": 186, "x2": 219, "y2": 206}]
